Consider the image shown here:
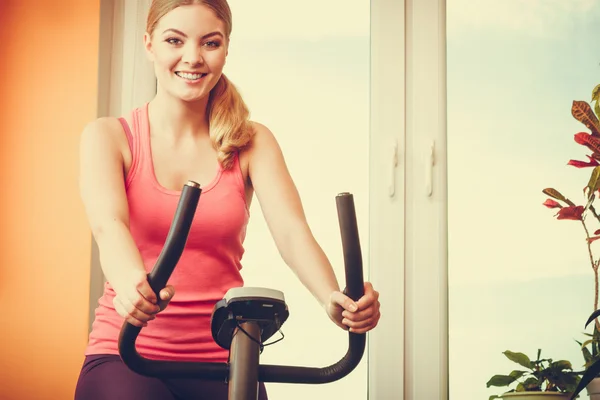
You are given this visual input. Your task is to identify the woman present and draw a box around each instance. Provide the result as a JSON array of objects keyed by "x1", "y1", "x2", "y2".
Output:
[{"x1": 74, "y1": 1, "x2": 381, "y2": 399}]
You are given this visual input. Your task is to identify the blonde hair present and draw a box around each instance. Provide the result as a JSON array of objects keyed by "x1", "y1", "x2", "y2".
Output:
[{"x1": 147, "y1": 0, "x2": 254, "y2": 169}]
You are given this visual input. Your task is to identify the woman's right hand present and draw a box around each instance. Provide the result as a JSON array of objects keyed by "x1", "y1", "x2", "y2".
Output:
[{"x1": 112, "y1": 270, "x2": 175, "y2": 327}]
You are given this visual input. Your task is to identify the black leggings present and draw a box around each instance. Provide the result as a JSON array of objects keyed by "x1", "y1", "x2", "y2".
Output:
[{"x1": 74, "y1": 354, "x2": 269, "y2": 400}]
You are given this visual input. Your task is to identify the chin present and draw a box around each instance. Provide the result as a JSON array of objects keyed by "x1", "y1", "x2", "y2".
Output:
[{"x1": 171, "y1": 90, "x2": 210, "y2": 104}]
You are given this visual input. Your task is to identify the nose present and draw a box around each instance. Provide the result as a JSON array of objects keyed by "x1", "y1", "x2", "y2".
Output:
[{"x1": 182, "y1": 44, "x2": 204, "y2": 66}]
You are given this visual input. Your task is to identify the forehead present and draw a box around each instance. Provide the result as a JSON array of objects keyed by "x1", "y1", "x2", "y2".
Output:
[{"x1": 156, "y1": 4, "x2": 226, "y2": 36}]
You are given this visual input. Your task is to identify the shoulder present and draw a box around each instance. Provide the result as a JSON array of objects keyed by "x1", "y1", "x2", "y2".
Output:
[
  {"x1": 80, "y1": 116, "x2": 130, "y2": 154},
  {"x1": 239, "y1": 121, "x2": 284, "y2": 179},
  {"x1": 246, "y1": 121, "x2": 280, "y2": 152},
  {"x1": 81, "y1": 116, "x2": 124, "y2": 140},
  {"x1": 241, "y1": 121, "x2": 284, "y2": 162}
]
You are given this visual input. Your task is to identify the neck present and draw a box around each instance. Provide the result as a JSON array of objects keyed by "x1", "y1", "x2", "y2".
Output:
[{"x1": 148, "y1": 91, "x2": 211, "y2": 140}]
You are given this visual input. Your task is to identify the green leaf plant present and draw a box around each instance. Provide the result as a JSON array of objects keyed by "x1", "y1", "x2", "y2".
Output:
[
  {"x1": 542, "y1": 84, "x2": 600, "y2": 400},
  {"x1": 486, "y1": 349, "x2": 581, "y2": 399}
]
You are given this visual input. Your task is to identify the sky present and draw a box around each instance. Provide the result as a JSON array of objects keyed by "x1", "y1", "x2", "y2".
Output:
[
  {"x1": 447, "y1": 0, "x2": 598, "y2": 39},
  {"x1": 446, "y1": 0, "x2": 600, "y2": 398},
  {"x1": 447, "y1": 0, "x2": 600, "y2": 284},
  {"x1": 228, "y1": 0, "x2": 369, "y2": 40}
]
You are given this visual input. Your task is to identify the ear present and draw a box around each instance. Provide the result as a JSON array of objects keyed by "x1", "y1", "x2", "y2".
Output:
[{"x1": 143, "y1": 32, "x2": 155, "y2": 61}]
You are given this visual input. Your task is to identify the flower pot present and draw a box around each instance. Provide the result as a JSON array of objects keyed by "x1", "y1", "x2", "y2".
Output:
[
  {"x1": 500, "y1": 393, "x2": 572, "y2": 400},
  {"x1": 587, "y1": 377, "x2": 600, "y2": 399}
]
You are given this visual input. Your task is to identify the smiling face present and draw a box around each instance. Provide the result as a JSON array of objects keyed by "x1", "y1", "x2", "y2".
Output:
[{"x1": 144, "y1": 4, "x2": 228, "y2": 103}]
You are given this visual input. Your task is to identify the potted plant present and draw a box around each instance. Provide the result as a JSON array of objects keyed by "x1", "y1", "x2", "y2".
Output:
[
  {"x1": 541, "y1": 83, "x2": 600, "y2": 400},
  {"x1": 575, "y1": 325, "x2": 600, "y2": 399},
  {"x1": 487, "y1": 349, "x2": 580, "y2": 399}
]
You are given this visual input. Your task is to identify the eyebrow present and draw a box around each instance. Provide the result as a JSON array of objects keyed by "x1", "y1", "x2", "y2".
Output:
[{"x1": 162, "y1": 29, "x2": 224, "y2": 39}]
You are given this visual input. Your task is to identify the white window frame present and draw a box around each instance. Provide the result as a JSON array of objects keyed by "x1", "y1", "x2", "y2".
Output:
[
  {"x1": 367, "y1": 0, "x2": 406, "y2": 397},
  {"x1": 90, "y1": 0, "x2": 449, "y2": 398},
  {"x1": 403, "y1": 0, "x2": 448, "y2": 398}
]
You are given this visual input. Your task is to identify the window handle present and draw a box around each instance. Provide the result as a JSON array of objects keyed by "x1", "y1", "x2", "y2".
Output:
[
  {"x1": 389, "y1": 140, "x2": 399, "y2": 197},
  {"x1": 425, "y1": 140, "x2": 435, "y2": 197}
]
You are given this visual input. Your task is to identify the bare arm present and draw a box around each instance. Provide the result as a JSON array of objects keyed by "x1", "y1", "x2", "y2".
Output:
[
  {"x1": 79, "y1": 118, "x2": 166, "y2": 326},
  {"x1": 247, "y1": 123, "x2": 381, "y2": 334},
  {"x1": 247, "y1": 123, "x2": 343, "y2": 309}
]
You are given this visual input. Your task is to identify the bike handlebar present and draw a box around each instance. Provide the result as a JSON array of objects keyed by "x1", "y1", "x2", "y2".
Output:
[{"x1": 118, "y1": 182, "x2": 366, "y2": 384}]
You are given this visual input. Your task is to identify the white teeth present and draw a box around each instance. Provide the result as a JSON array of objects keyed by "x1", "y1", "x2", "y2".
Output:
[{"x1": 176, "y1": 72, "x2": 205, "y2": 80}]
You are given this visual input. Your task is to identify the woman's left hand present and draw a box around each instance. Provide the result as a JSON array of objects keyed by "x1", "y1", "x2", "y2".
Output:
[{"x1": 326, "y1": 282, "x2": 380, "y2": 334}]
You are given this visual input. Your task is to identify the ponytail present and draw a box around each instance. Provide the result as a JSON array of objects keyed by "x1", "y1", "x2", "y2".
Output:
[{"x1": 207, "y1": 74, "x2": 255, "y2": 169}]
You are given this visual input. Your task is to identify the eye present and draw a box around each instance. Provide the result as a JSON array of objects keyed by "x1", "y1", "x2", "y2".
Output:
[
  {"x1": 204, "y1": 41, "x2": 221, "y2": 48},
  {"x1": 166, "y1": 38, "x2": 182, "y2": 45}
]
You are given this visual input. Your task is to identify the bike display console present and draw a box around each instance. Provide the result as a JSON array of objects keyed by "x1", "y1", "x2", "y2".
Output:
[{"x1": 210, "y1": 287, "x2": 289, "y2": 350}]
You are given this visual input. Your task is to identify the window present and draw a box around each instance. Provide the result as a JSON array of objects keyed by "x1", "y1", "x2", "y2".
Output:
[
  {"x1": 226, "y1": 0, "x2": 370, "y2": 398},
  {"x1": 447, "y1": 1, "x2": 600, "y2": 398}
]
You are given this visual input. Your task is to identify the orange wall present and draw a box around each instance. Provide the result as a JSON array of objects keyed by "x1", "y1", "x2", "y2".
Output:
[{"x1": 0, "y1": 1, "x2": 100, "y2": 398}]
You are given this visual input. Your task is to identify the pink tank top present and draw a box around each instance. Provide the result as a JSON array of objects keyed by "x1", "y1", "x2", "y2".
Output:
[{"x1": 85, "y1": 103, "x2": 249, "y2": 362}]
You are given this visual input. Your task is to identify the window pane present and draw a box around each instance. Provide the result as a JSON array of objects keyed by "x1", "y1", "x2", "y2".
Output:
[
  {"x1": 447, "y1": 1, "x2": 600, "y2": 398},
  {"x1": 225, "y1": 1, "x2": 370, "y2": 398}
]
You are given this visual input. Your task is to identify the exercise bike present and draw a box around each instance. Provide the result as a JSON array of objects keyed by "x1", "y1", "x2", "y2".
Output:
[{"x1": 118, "y1": 181, "x2": 366, "y2": 400}]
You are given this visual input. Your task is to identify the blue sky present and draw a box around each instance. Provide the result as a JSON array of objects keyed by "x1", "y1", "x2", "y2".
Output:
[{"x1": 447, "y1": 0, "x2": 600, "y2": 398}]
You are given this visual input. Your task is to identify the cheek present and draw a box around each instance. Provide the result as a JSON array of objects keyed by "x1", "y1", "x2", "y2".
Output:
[
  {"x1": 207, "y1": 51, "x2": 227, "y2": 70},
  {"x1": 155, "y1": 50, "x2": 180, "y2": 70}
]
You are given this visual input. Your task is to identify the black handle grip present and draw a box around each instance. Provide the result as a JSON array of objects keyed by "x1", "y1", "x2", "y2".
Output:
[
  {"x1": 147, "y1": 181, "x2": 202, "y2": 294},
  {"x1": 119, "y1": 181, "x2": 204, "y2": 374},
  {"x1": 336, "y1": 192, "x2": 365, "y2": 302},
  {"x1": 118, "y1": 189, "x2": 366, "y2": 383}
]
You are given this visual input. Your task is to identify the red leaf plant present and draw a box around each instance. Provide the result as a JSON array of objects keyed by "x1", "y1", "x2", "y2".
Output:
[
  {"x1": 543, "y1": 84, "x2": 600, "y2": 400},
  {"x1": 543, "y1": 87, "x2": 600, "y2": 315}
]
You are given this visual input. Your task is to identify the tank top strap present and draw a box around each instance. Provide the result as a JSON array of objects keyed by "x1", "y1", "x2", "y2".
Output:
[
  {"x1": 117, "y1": 117, "x2": 133, "y2": 156},
  {"x1": 127, "y1": 102, "x2": 159, "y2": 188},
  {"x1": 133, "y1": 102, "x2": 151, "y2": 165},
  {"x1": 225, "y1": 150, "x2": 246, "y2": 194},
  {"x1": 117, "y1": 108, "x2": 143, "y2": 188}
]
